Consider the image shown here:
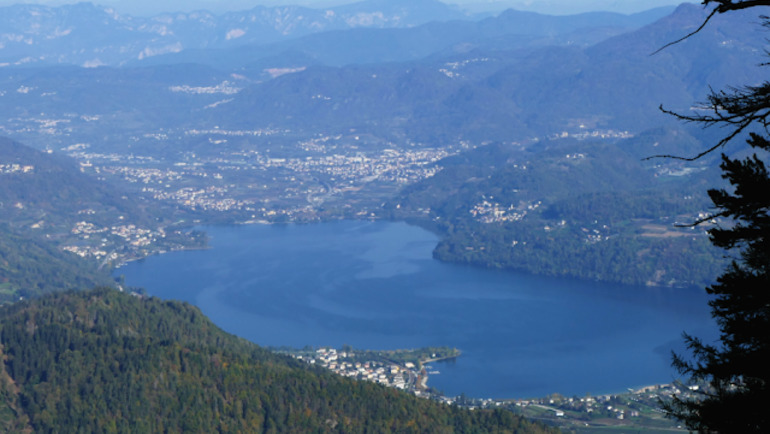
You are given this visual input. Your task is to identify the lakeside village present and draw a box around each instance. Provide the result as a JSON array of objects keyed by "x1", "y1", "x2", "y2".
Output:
[
  {"x1": 279, "y1": 346, "x2": 458, "y2": 401},
  {"x1": 281, "y1": 346, "x2": 695, "y2": 432}
]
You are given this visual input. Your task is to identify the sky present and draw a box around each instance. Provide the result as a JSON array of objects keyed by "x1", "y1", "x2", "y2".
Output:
[{"x1": 0, "y1": 0, "x2": 692, "y2": 16}]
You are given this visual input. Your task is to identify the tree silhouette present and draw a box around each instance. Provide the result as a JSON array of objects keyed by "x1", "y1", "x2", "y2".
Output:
[{"x1": 660, "y1": 1, "x2": 770, "y2": 432}]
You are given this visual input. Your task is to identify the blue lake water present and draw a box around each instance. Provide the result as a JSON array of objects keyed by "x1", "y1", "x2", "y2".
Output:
[{"x1": 117, "y1": 220, "x2": 717, "y2": 399}]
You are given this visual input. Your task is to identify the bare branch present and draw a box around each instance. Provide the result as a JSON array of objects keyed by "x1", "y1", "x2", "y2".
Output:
[
  {"x1": 651, "y1": 8, "x2": 720, "y2": 55},
  {"x1": 704, "y1": 0, "x2": 770, "y2": 13},
  {"x1": 646, "y1": 82, "x2": 770, "y2": 160},
  {"x1": 674, "y1": 211, "x2": 729, "y2": 228},
  {"x1": 653, "y1": 1, "x2": 770, "y2": 54},
  {"x1": 644, "y1": 108, "x2": 754, "y2": 160}
]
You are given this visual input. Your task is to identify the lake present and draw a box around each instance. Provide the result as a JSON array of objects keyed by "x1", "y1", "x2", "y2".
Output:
[{"x1": 117, "y1": 220, "x2": 716, "y2": 399}]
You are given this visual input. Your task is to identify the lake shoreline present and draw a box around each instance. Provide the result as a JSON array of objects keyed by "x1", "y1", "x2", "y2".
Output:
[{"x1": 117, "y1": 220, "x2": 716, "y2": 399}]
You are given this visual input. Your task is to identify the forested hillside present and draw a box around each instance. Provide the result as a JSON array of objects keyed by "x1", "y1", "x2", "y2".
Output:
[
  {"x1": 0, "y1": 137, "x2": 146, "y2": 233},
  {"x1": 0, "y1": 288, "x2": 556, "y2": 433},
  {"x1": 0, "y1": 225, "x2": 114, "y2": 304},
  {"x1": 387, "y1": 137, "x2": 726, "y2": 287},
  {"x1": 0, "y1": 137, "x2": 207, "y2": 301}
]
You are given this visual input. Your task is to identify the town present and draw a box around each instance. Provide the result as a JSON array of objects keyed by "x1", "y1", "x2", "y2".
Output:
[
  {"x1": 279, "y1": 346, "x2": 461, "y2": 399},
  {"x1": 62, "y1": 129, "x2": 458, "y2": 222},
  {"x1": 284, "y1": 345, "x2": 693, "y2": 433}
]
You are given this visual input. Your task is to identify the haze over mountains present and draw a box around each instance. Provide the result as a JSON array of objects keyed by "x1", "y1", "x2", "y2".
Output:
[
  {"x1": 0, "y1": 0, "x2": 678, "y2": 68},
  {"x1": 0, "y1": 1, "x2": 758, "y2": 429},
  {"x1": 0, "y1": 0, "x2": 688, "y2": 16},
  {"x1": 1, "y1": 2, "x2": 759, "y2": 147},
  {"x1": 1, "y1": 1, "x2": 765, "y2": 291},
  {"x1": 2, "y1": 2, "x2": 765, "y2": 286},
  {"x1": 0, "y1": 0, "x2": 469, "y2": 67},
  {"x1": 0, "y1": 2, "x2": 760, "y2": 140}
]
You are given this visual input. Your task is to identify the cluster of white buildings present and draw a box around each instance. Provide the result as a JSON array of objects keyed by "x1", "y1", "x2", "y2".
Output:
[
  {"x1": 69, "y1": 134, "x2": 452, "y2": 220},
  {"x1": 71, "y1": 221, "x2": 109, "y2": 236},
  {"x1": 552, "y1": 129, "x2": 633, "y2": 141},
  {"x1": 105, "y1": 166, "x2": 183, "y2": 185},
  {"x1": 470, "y1": 200, "x2": 541, "y2": 224},
  {"x1": 439, "y1": 57, "x2": 491, "y2": 79},
  {"x1": 260, "y1": 147, "x2": 450, "y2": 185},
  {"x1": 144, "y1": 185, "x2": 256, "y2": 212},
  {"x1": 65, "y1": 222, "x2": 163, "y2": 258},
  {"x1": 296, "y1": 348, "x2": 412, "y2": 391},
  {"x1": 0, "y1": 163, "x2": 34, "y2": 174},
  {"x1": 169, "y1": 81, "x2": 242, "y2": 95},
  {"x1": 62, "y1": 244, "x2": 116, "y2": 261}
]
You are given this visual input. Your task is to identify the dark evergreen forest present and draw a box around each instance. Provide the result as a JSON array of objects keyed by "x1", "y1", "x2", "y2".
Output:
[{"x1": 0, "y1": 288, "x2": 556, "y2": 433}]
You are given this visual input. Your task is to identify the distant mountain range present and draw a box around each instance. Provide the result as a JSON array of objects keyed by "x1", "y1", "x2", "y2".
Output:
[
  {"x1": 0, "y1": 2, "x2": 764, "y2": 290},
  {"x1": 138, "y1": 5, "x2": 676, "y2": 69},
  {"x1": 0, "y1": 0, "x2": 469, "y2": 67},
  {"x1": 0, "y1": 1, "x2": 675, "y2": 68},
  {"x1": 2, "y1": 3, "x2": 758, "y2": 147},
  {"x1": 207, "y1": 4, "x2": 766, "y2": 143},
  {"x1": 0, "y1": 3, "x2": 749, "y2": 429}
]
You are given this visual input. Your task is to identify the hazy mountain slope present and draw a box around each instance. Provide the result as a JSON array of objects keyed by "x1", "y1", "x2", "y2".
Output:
[
  {"x1": 141, "y1": 5, "x2": 674, "y2": 70},
  {"x1": 0, "y1": 225, "x2": 113, "y2": 303},
  {"x1": 0, "y1": 63, "x2": 231, "y2": 118},
  {"x1": 479, "y1": 3, "x2": 767, "y2": 135},
  {"x1": 2, "y1": 4, "x2": 747, "y2": 148},
  {"x1": 0, "y1": 137, "x2": 169, "y2": 235},
  {"x1": 0, "y1": 3, "x2": 756, "y2": 291},
  {"x1": 0, "y1": 288, "x2": 556, "y2": 433},
  {"x1": 0, "y1": 63, "x2": 243, "y2": 157},
  {"x1": 481, "y1": 7, "x2": 673, "y2": 37},
  {"x1": 0, "y1": 1, "x2": 678, "y2": 69},
  {"x1": 329, "y1": 0, "x2": 468, "y2": 26},
  {"x1": 216, "y1": 3, "x2": 766, "y2": 142},
  {"x1": 386, "y1": 134, "x2": 725, "y2": 287},
  {"x1": 0, "y1": 137, "x2": 205, "y2": 300},
  {"x1": 0, "y1": 0, "x2": 468, "y2": 67}
]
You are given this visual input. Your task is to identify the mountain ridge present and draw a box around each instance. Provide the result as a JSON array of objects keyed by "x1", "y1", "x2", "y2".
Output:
[
  {"x1": 0, "y1": 287, "x2": 557, "y2": 433},
  {"x1": 0, "y1": 1, "x2": 674, "y2": 68},
  {"x1": 209, "y1": 2, "x2": 766, "y2": 141},
  {"x1": 0, "y1": 0, "x2": 468, "y2": 67}
]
